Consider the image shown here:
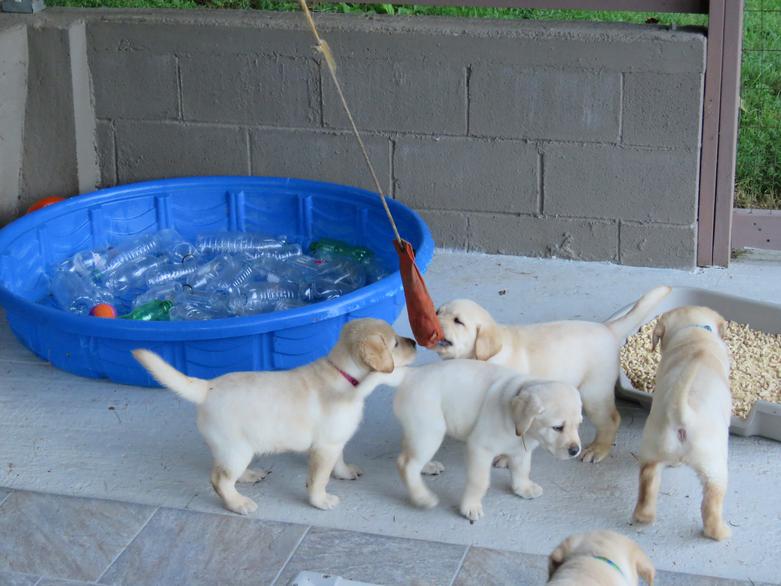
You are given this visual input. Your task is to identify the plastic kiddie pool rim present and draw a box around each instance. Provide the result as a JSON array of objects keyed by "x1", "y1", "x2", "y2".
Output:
[{"x1": 0, "y1": 176, "x2": 435, "y2": 342}]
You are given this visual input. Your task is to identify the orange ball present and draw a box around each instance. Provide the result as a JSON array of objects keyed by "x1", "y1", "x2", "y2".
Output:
[
  {"x1": 90, "y1": 303, "x2": 117, "y2": 318},
  {"x1": 26, "y1": 196, "x2": 66, "y2": 215}
]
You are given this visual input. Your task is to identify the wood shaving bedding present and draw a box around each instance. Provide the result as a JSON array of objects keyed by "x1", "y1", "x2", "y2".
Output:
[{"x1": 620, "y1": 319, "x2": 781, "y2": 419}]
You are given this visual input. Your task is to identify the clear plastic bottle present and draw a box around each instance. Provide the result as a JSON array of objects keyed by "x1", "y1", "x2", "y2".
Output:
[
  {"x1": 301, "y1": 259, "x2": 367, "y2": 302},
  {"x1": 104, "y1": 233, "x2": 165, "y2": 274},
  {"x1": 145, "y1": 263, "x2": 198, "y2": 288},
  {"x1": 51, "y1": 270, "x2": 113, "y2": 314},
  {"x1": 228, "y1": 283, "x2": 300, "y2": 315},
  {"x1": 105, "y1": 256, "x2": 169, "y2": 294},
  {"x1": 168, "y1": 241, "x2": 198, "y2": 264},
  {"x1": 184, "y1": 256, "x2": 240, "y2": 291},
  {"x1": 169, "y1": 290, "x2": 230, "y2": 321},
  {"x1": 243, "y1": 243, "x2": 303, "y2": 261},
  {"x1": 133, "y1": 282, "x2": 183, "y2": 308},
  {"x1": 196, "y1": 233, "x2": 288, "y2": 255}
]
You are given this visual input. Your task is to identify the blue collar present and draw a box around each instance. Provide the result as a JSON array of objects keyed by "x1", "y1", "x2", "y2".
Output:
[{"x1": 592, "y1": 555, "x2": 626, "y2": 581}]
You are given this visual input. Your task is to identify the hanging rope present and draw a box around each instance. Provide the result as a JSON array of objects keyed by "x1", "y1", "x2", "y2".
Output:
[
  {"x1": 298, "y1": 0, "x2": 402, "y2": 245},
  {"x1": 296, "y1": 0, "x2": 444, "y2": 348}
]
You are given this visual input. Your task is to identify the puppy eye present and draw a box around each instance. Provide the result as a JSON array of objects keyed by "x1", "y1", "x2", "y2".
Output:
[
  {"x1": 454, "y1": 317, "x2": 464, "y2": 326},
  {"x1": 552, "y1": 424, "x2": 564, "y2": 432},
  {"x1": 394, "y1": 339, "x2": 399, "y2": 348}
]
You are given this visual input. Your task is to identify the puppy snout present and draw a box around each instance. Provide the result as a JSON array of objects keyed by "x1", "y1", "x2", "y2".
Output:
[{"x1": 568, "y1": 444, "x2": 581, "y2": 458}]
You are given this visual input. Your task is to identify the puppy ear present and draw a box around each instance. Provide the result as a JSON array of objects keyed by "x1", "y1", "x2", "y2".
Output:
[
  {"x1": 547, "y1": 536, "x2": 575, "y2": 579},
  {"x1": 359, "y1": 334, "x2": 394, "y2": 373},
  {"x1": 717, "y1": 317, "x2": 728, "y2": 339},
  {"x1": 633, "y1": 546, "x2": 655, "y2": 585},
  {"x1": 651, "y1": 320, "x2": 665, "y2": 351},
  {"x1": 475, "y1": 319, "x2": 502, "y2": 361},
  {"x1": 511, "y1": 388, "x2": 544, "y2": 437}
]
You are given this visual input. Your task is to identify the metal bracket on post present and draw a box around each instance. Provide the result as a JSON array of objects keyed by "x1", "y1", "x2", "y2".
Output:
[{"x1": 1, "y1": 0, "x2": 46, "y2": 13}]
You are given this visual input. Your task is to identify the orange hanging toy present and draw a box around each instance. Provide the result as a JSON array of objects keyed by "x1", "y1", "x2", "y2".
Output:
[{"x1": 298, "y1": 0, "x2": 443, "y2": 348}]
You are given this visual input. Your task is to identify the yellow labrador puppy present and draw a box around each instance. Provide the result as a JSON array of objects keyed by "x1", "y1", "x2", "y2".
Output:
[
  {"x1": 548, "y1": 530, "x2": 655, "y2": 585},
  {"x1": 435, "y1": 286, "x2": 671, "y2": 462},
  {"x1": 377, "y1": 359, "x2": 582, "y2": 522},
  {"x1": 633, "y1": 306, "x2": 732, "y2": 541},
  {"x1": 133, "y1": 318, "x2": 416, "y2": 515}
]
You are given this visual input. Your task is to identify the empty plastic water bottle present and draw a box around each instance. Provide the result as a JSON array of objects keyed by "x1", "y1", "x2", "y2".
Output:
[
  {"x1": 51, "y1": 270, "x2": 113, "y2": 314},
  {"x1": 228, "y1": 283, "x2": 299, "y2": 315},
  {"x1": 243, "y1": 243, "x2": 303, "y2": 261},
  {"x1": 300, "y1": 259, "x2": 367, "y2": 302},
  {"x1": 133, "y1": 282, "x2": 183, "y2": 308},
  {"x1": 184, "y1": 256, "x2": 240, "y2": 291},
  {"x1": 168, "y1": 241, "x2": 198, "y2": 264},
  {"x1": 310, "y1": 238, "x2": 374, "y2": 263},
  {"x1": 196, "y1": 233, "x2": 288, "y2": 256},
  {"x1": 60, "y1": 249, "x2": 109, "y2": 281},
  {"x1": 169, "y1": 290, "x2": 230, "y2": 321},
  {"x1": 145, "y1": 263, "x2": 198, "y2": 288},
  {"x1": 120, "y1": 299, "x2": 173, "y2": 321},
  {"x1": 105, "y1": 256, "x2": 169, "y2": 293}
]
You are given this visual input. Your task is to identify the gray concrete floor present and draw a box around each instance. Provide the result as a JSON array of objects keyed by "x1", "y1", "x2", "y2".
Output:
[{"x1": 1, "y1": 249, "x2": 780, "y2": 584}]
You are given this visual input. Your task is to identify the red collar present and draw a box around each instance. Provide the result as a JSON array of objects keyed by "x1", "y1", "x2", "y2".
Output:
[{"x1": 328, "y1": 360, "x2": 360, "y2": 387}]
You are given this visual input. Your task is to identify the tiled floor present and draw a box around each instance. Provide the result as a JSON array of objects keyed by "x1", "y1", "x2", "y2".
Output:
[{"x1": 0, "y1": 489, "x2": 773, "y2": 586}]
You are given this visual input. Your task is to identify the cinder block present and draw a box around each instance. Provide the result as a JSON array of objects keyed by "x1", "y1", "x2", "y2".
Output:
[
  {"x1": 180, "y1": 55, "x2": 319, "y2": 127},
  {"x1": 468, "y1": 213, "x2": 618, "y2": 261},
  {"x1": 623, "y1": 72, "x2": 704, "y2": 148},
  {"x1": 323, "y1": 60, "x2": 466, "y2": 134},
  {"x1": 0, "y1": 25, "x2": 28, "y2": 225},
  {"x1": 21, "y1": 26, "x2": 80, "y2": 204},
  {"x1": 95, "y1": 120, "x2": 116, "y2": 187},
  {"x1": 250, "y1": 128, "x2": 390, "y2": 193},
  {"x1": 470, "y1": 67, "x2": 620, "y2": 141},
  {"x1": 90, "y1": 51, "x2": 179, "y2": 120},
  {"x1": 116, "y1": 121, "x2": 248, "y2": 183},
  {"x1": 394, "y1": 137, "x2": 538, "y2": 214},
  {"x1": 416, "y1": 210, "x2": 468, "y2": 250},
  {"x1": 620, "y1": 221, "x2": 696, "y2": 268},
  {"x1": 544, "y1": 143, "x2": 698, "y2": 225}
]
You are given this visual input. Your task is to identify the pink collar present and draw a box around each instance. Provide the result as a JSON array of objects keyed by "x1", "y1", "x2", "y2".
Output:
[{"x1": 328, "y1": 360, "x2": 360, "y2": 387}]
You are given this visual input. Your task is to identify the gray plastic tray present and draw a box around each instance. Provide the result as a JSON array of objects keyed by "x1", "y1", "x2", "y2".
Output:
[{"x1": 608, "y1": 286, "x2": 781, "y2": 442}]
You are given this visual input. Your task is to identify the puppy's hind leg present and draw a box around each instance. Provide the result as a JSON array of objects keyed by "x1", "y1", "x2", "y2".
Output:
[
  {"x1": 695, "y1": 460, "x2": 731, "y2": 541},
  {"x1": 633, "y1": 461, "x2": 663, "y2": 524},
  {"x1": 579, "y1": 376, "x2": 621, "y2": 463},
  {"x1": 308, "y1": 443, "x2": 343, "y2": 510},
  {"x1": 210, "y1": 445, "x2": 257, "y2": 515},
  {"x1": 397, "y1": 426, "x2": 445, "y2": 509},
  {"x1": 332, "y1": 450, "x2": 363, "y2": 481}
]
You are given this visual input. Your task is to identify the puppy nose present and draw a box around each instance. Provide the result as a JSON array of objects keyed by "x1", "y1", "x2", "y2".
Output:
[{"x1": 568, "y1": 444, "x2": 580, "y2": 457}]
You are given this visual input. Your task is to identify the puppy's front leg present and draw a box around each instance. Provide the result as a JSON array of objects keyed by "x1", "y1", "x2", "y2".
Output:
[
  {"x1": 509, "y1": 449, "x2": 543, "y2": 499},
  {"x1": 308, "y1": 443, "x2": 343, "y2": 510},
  {"x1": 332, "y1": 450, "x2": 363, "y2": 480},
  {"x1": 460, "y1": 445, "x2": 493, "y2": 522}
]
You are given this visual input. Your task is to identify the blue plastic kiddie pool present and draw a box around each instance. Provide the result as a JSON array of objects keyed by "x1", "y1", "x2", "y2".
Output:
[{"x1": 0, "y1": 177, "x2": 434, "y2": 387}]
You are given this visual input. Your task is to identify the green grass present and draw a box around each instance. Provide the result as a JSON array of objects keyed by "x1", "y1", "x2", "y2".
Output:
[{"x1": 47, "y1": 0, "x2": 781, "y2": 209}]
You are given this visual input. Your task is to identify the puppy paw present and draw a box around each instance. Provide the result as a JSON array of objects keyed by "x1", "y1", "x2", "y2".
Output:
[
  {"x1": 632, "y1": 507, "x2": 656, "y2": 525},
  {"x1": 493, "y1": 455, "x2": 510, "y2": 469},
  {"x1": 238, "y1": 468, "x2": 271, "y2": 484},
  {"x1": 411, "y1": 490, "x2": 439, "y2": 509},
  {"x1": 333, "y1": 463, "x2": 363, "y2": 480},
  {"x1": 460, "y1": 501, "x2": 484, "y2": 522},
  {"x1": 513, "y1": 481, "x2": 543, "y2": 499},
  {"x1": 310, "y1": 492, "x2": 341, "y2": 510},
  {"x1": 704, "y1": 523, "x2": 731, "y2": 541},
  {"x1": 422, "y1": 461, "x2": 445, "y2": 476},
  {"x1": 580, "y1": 443, "x2": 610, "y2": 463},
  {"x1": 225, "y1": 495, "x2": 258, "y2": 515}
]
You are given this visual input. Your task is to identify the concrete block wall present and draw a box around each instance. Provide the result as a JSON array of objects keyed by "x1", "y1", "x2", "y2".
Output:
[{"x1": 0, "y1": 9, "x2": 707, "y2": 268}]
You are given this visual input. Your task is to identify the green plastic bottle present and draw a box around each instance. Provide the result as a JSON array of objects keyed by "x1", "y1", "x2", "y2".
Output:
[
  {"x1": 120, "y1": 299, "x2": 173, "y2": 321},
  {"x1": 310, "y1": 238, "x2": 373, "y2": 263}
]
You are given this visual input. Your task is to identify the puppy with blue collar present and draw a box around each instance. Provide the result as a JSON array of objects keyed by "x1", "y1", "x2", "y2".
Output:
[
  {"x1": 633, "y1": 306, "x2": 732, "y2": 541},
  {"x1": 548, "y1": 530, "x2": 654, "y2": 585}
]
